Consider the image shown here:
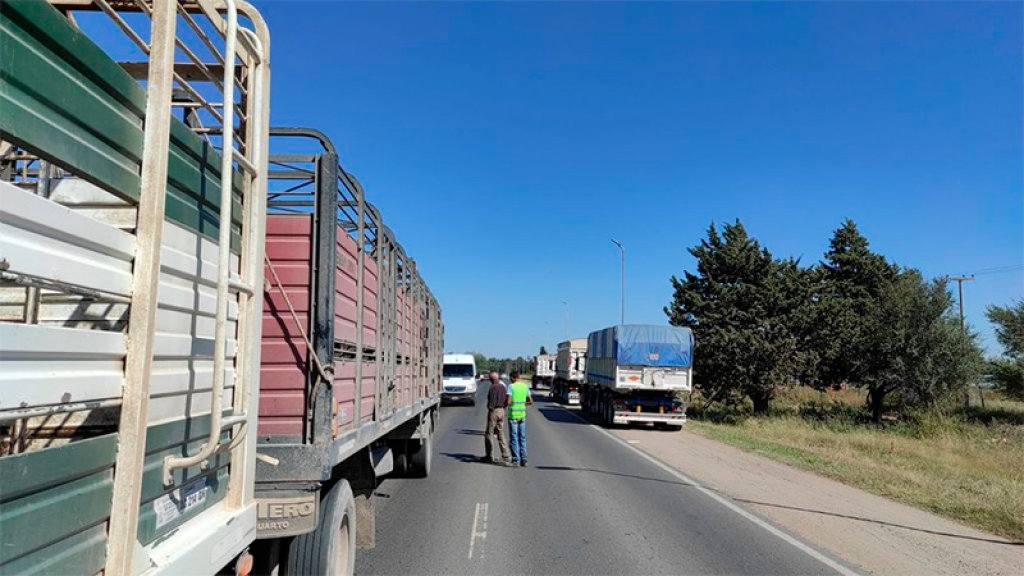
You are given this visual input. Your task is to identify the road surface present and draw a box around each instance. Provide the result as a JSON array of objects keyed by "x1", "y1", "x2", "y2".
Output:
[{"x1": 357, "y1": 384, "x2": 851, "y2": 575}]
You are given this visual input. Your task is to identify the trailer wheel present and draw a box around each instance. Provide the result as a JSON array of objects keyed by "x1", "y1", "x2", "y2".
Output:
[
  {"x1": 409, "y1": 426, "x2": 433, "y2": 478},
  {"x1": 286, "y1": 479, "x2": 356, "y2": 576},
  {"x1": 393, "y1": 450, "x2": 410, "y2": 477}
]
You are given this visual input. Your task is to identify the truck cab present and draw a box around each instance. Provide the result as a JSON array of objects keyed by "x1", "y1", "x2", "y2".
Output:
[{"x1": 443, "y1": 354, "x2": 479, "y2": 405}]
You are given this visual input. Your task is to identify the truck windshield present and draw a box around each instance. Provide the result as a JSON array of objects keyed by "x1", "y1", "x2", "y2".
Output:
[{"x1": 443, "y1": 364, "x2": 474, "y2": 378}]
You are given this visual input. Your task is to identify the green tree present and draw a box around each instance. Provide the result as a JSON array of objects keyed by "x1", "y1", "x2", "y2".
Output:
[
  {"x1": 809, "y1": 220, "x2": 899, "y2": 391},
  {"x1": 986, "y1": 300, "x2": 1024, "y2": 360},
  {"x1": 665, "y1": 220, "x2": 805, "y2": 413},
  {"x1": 986, "y1": 300, "x2": 1024, "y2": 398},
  {"x1": 860, "y1": 271, "x2": 983, "y2": 418}
]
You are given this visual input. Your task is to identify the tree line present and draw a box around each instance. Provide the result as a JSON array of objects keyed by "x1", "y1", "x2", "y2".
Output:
[
  {"x1": 466, "y1": 352, "x2": 534, "y2": 377},
  {"x1": 665, "y1": 219, "x2": 1022, "y2": 420}
]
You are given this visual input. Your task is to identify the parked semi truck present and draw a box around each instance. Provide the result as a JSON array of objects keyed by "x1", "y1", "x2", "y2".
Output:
[
  {"x1": 1, "y1": 1, "x2": 271, "y2": 573},
  {"x1": 580, "y1": 325, "x2": 693, "y2": 429},
  {"x1": 0, "y1": 3, "x2": 441, "y2": 575},
  {"x1": 551, "y1": 338, "x2": 587, "y2": 404},
  {"x1": 532, "y1": 353, "x2": 556, "y2": 389},
  {"x1": 256, "y1": 128, "x2": 443, "y2": 572}
]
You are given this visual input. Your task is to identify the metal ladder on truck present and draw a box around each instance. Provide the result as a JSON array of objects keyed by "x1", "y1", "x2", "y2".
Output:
[{"x1": 0, "y1": 1, "x2": 270, "y2": 573}]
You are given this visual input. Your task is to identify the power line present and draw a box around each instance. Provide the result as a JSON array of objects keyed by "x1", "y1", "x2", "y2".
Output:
[{"x1": 965, "y1": 264, "x2": 1024, "y2": 277}]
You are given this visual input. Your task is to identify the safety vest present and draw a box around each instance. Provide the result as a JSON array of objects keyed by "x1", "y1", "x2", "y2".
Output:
[{"x1": 508, "y1": 381, "x2": 529, "y2": 420}]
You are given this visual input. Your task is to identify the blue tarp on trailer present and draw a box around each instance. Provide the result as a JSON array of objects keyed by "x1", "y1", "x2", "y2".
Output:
[{"x1": 587, "y1": 325, "x2": 694, "y2": 367}]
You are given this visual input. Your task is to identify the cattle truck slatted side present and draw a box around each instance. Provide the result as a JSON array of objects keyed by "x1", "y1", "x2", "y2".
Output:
[
  {"x1": 0, "y1": 1, "x2": 271, "y2": 573},
  {"x1": 254, "y1": 128, "x2": 442, "y2": 569}
]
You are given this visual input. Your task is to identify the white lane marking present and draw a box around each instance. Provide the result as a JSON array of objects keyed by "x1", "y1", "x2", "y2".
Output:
[
  {"x1": 559, "y1": 408, "x2": 861, "y2": 576},
  {"x1": 467, "y1": 502, "x2": 489, "y2": 559}
]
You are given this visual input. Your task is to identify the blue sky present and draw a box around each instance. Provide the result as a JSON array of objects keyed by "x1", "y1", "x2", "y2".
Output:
[{"x1": 253, "y1": 1, "x2": 1023, "y2": 358}]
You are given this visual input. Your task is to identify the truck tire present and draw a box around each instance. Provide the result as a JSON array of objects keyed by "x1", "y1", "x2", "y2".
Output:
[
  {"x1": 409, "y1": 426, "x2": 433, "y2": 478},
  {"x1": 286, "y1": 479, "x2": 356, "y2": 576}
]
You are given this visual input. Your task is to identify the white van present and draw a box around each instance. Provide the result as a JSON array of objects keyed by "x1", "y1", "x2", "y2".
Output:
[{"x1": 443, "y1": 354, "x2": 478, "y2": 405}]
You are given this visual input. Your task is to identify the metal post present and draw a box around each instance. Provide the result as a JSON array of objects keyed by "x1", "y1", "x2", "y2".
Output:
[
  {"x1": 105, "y1": 1, "x2": 177, "y2": 573},
  {"x1": 611, "y1": 239, "x2": 624, "y2": 325},
  {"x1": 947, "y1": 275, "x2": 977, "y2": 407}
]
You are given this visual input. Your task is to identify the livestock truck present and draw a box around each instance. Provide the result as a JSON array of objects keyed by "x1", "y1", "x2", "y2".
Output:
[
  {"x1": 532, "y1": 353, "x2": 556, "y2": 389},
  {"x1": 551, "y1": 338, "x2": 587, "y2": 404},
  {"x1": 255, "y1": 128, "x2": 443, "y2": 573},
  {"x1": 580, "y1": 325, "x2": 693, "y2": 430},
  {"x1": 0, "y1": 3, "x2": 442, "y2": 575}
]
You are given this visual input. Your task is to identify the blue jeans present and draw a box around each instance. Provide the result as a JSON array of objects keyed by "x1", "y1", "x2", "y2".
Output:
[{"x1": 509, "y1": 418, "x2": 527, "y2": 463}]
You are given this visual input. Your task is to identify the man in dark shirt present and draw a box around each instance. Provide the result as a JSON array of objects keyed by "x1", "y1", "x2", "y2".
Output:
[{"x1": 484, "y1": 371, "x2": 511, "y2": 464}]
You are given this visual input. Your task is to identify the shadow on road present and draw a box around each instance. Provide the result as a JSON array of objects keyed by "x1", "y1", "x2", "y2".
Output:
[
  {"x1": 440, "y1": 452, "x2": 482, "y2": 463},
  {"x1": 733, "y1": 498, "x2": 1024, "y2": 546},
  {"x1": 537, "y1": 407, "x2": 592, "y2": 425},
  {"x1": 535, "y1": 465, "x2": 696, "y2": 488},
  {"x1": 456, "y1": 428, "x2": 485, "y2": 436}
]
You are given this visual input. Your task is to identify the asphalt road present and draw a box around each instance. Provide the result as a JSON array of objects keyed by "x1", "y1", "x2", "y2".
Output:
[{"x1": 356, "y1": 384, "x2": 849, "y2": 575}]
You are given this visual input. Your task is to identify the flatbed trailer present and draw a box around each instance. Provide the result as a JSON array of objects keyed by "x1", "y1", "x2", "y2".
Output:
[
  {"x1": 580, "y1": 325, "x2": 693, "y2": 429},
  {"x1": 0, "y1": 1, "x2": 271, "y2": 573},
  {"x1": 253, "y1": 128, "x2": 443, "y2": 573}
]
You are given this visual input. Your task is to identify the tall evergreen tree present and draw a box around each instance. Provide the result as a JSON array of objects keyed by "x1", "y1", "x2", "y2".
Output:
[
  {"x1": 810, "y1": 220, "x2": 898, "y2": 391},
  {"x1": 665, "y1": 220, "x2": 805, "y2": 413}
]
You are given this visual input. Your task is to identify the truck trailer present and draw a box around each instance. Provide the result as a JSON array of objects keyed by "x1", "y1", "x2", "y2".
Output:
[
  {"x1": 580, "y1": 325, "x2": 693, "y2": 429},
  {"x1": 255, "y1": 128, "x2": 443, "y2": 573},
  {"x1": 551, "y1": 338, "x2": 587, "y2": 404},
  {"x1": 0, "y1": 1, "x2": 272, "y2": 573},
  {"x1": 532, "y1": 353, "x2": 556, "y2": 389},
  {"x1": 0, "y1": 4, "x2": 443, "y2": 575}
]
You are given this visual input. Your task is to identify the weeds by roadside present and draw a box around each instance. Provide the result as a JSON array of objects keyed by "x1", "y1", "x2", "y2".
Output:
[{"x1": 686, "y1": 387, "x2": 1024, "y2": 541}]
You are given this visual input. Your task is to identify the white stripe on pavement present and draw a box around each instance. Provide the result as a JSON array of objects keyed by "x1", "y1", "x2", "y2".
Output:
[
  {"x1": 560, "y1": 407, "x2": 861, "y2": 576},
  {"x1": 467, "y1": 502, "x2": 489, "y2": 559}
]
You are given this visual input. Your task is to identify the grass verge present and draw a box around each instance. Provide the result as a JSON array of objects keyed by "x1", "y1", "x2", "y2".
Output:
[{"x1": 687, "y1": 391, "x2": 1024, "y2": 541}]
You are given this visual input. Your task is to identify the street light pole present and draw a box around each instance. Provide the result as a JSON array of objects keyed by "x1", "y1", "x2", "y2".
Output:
[{"x1": 611, "y1": 239, "x2": 625, "y2": 325}]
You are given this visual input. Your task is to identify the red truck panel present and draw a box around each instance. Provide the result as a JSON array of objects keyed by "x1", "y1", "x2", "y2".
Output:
[
  {"x1": 261, "y1": 214, "x2": 390, "y2": 439},
  {"x1": 259, "y1": 215, "x2": 313, "y2": 437}
]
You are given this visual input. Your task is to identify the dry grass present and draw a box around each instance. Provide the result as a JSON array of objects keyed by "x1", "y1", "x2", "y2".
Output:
[{"x1": 688, "y1": 389, "x2": 1024, "y2": 541}]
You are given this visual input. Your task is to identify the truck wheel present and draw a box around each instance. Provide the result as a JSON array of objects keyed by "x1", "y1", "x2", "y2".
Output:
[
  {"x1": 409, "y1": 429, "x2": 433, "y2": 478},
  {"x1": 287, "y1": 479, "x2": 356, "y2": 576},
  {"x1": 393, "y1": 450, "x2": 410, "y2": 477}
]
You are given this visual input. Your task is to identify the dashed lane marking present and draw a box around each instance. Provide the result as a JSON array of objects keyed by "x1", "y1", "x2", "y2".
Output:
[{"x1": 467, "y1": 502, "x2": 489, "y2": 559}]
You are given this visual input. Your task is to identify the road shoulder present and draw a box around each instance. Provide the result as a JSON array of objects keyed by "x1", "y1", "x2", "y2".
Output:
[{"x1": 612, "y1": 426, "x2": 1022, "y2": 576}]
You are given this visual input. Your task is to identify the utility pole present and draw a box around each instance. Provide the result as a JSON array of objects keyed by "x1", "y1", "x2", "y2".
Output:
[
  {"x1": 611, "y1": 239, "x2": 625, "y2": 325},
  {"x1": 947, "y1": 275, "x2": 974, "y2": 330},
  {"x1": 947, "y1": 275, "x2": 979, "y2": 408},
  {"x1": 562, "y1": 300, "x2": 569, "y2": 342}
]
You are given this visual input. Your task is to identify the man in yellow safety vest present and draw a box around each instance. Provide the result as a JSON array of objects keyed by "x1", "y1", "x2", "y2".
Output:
[{"x1": 507, "y1": 371, "x2": 533, "y2": 467}]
